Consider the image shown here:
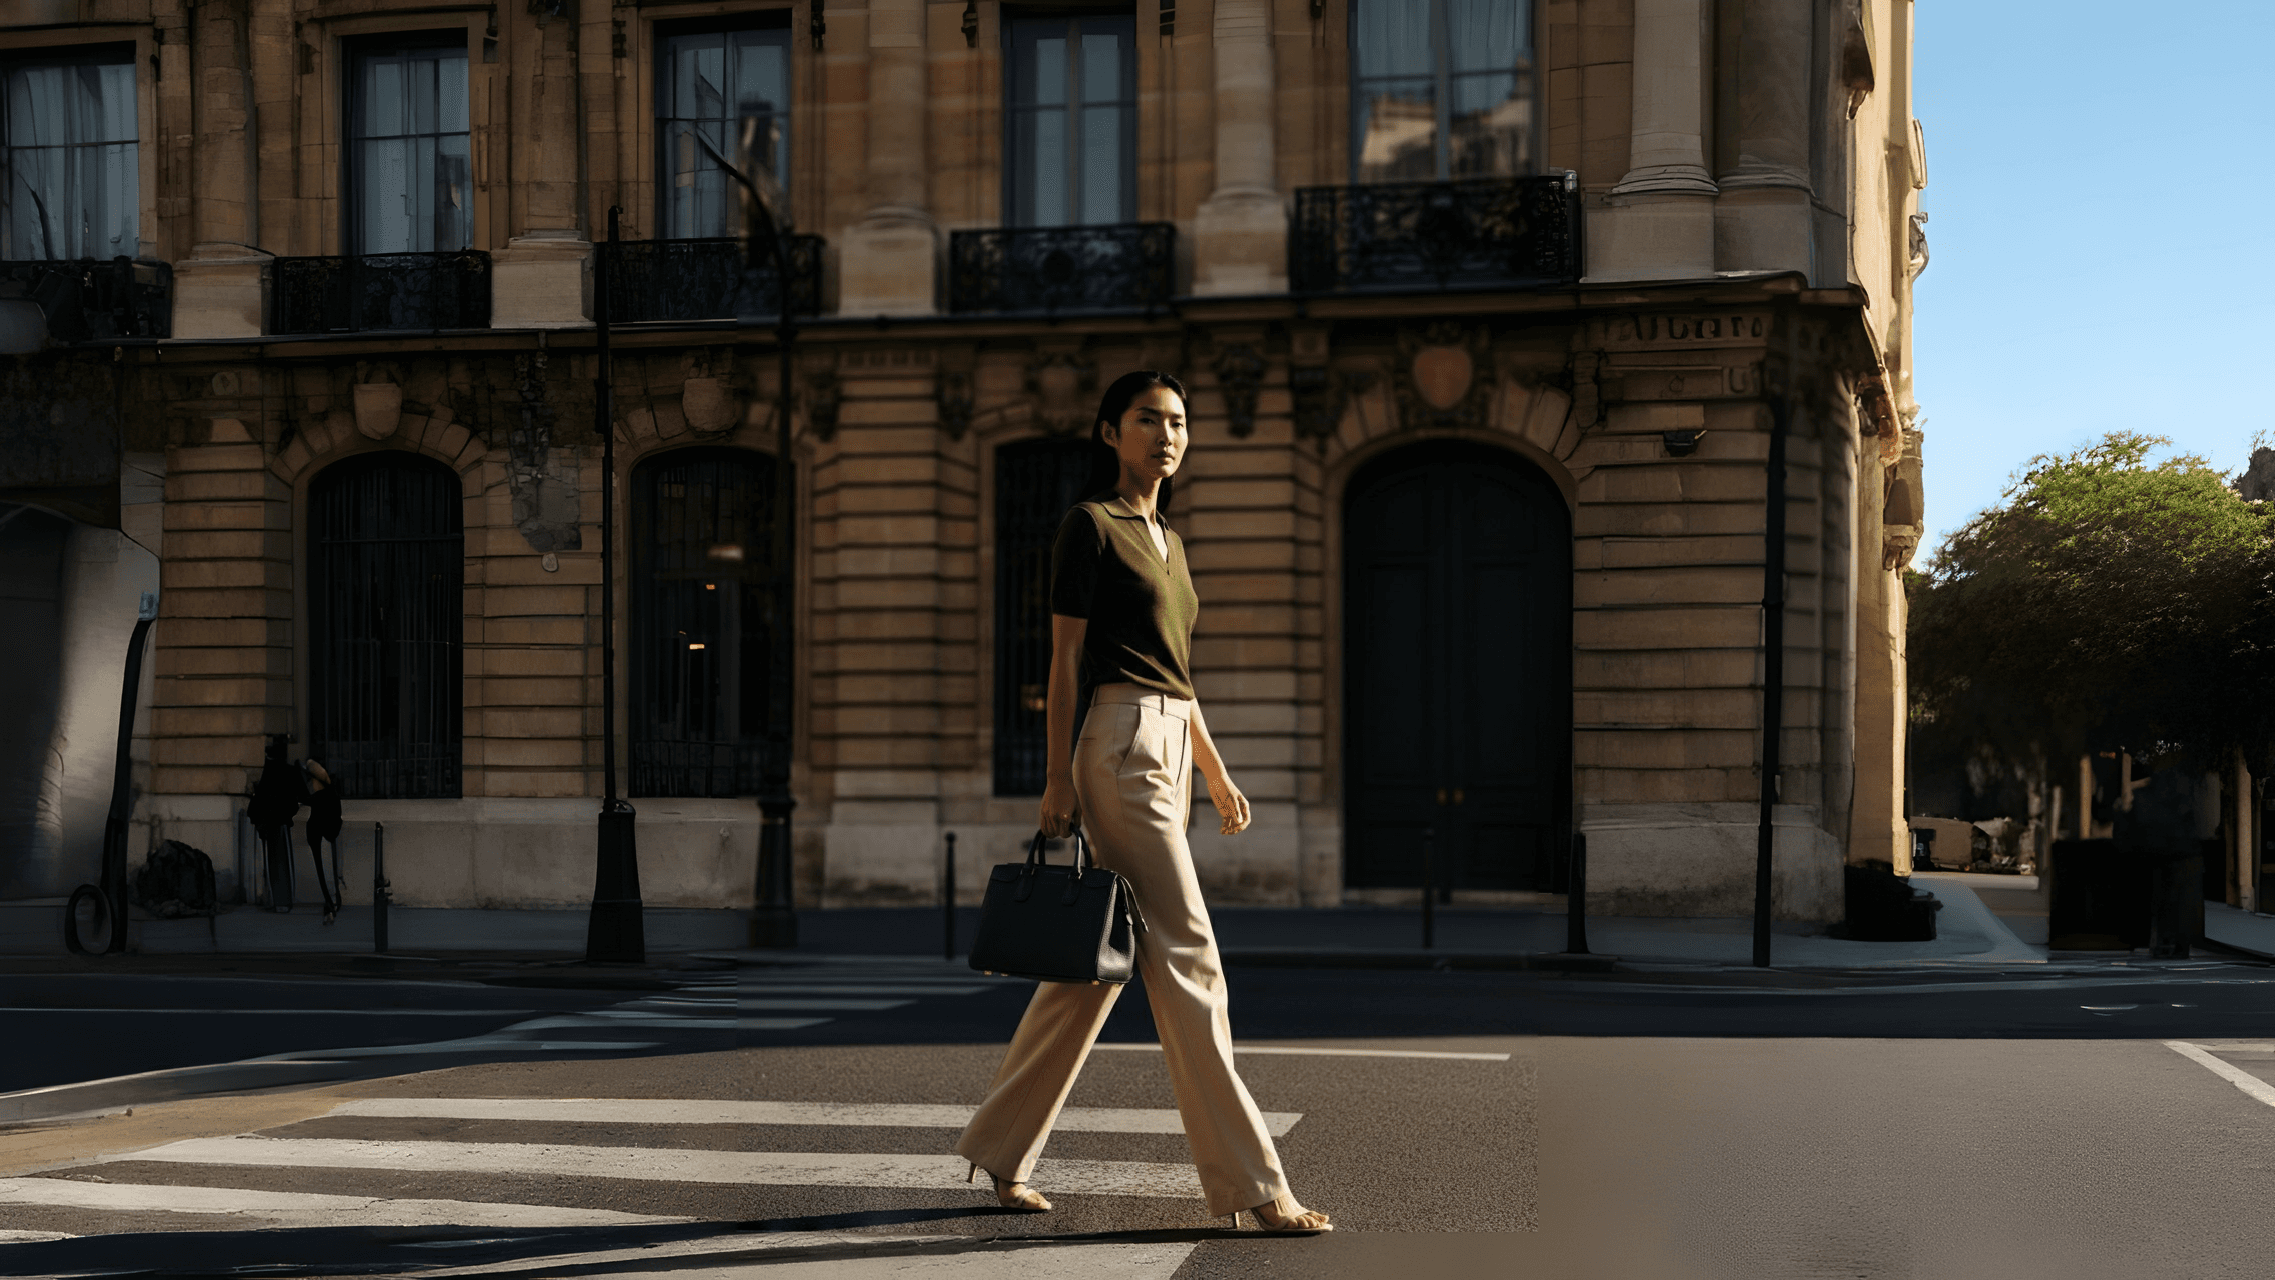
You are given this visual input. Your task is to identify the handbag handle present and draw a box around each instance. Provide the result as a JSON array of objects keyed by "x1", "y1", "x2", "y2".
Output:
[{"x1": 1023, "y1": 827, "x2": 1092, "y2": 876}]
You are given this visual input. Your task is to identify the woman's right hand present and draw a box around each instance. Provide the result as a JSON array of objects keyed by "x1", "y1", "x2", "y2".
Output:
[{"x1": 1039, "y1": 776, "x2": 1081, "y2": 839}]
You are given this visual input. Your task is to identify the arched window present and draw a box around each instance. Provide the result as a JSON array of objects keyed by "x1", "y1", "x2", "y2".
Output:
[
  {"x1": 308, "y1": 453, "x2": 464, "y2": 799},
  {"x1": 993, "y1": 436, "x2": 1094, "y2": 796},
  {"x1": 630, "y1": 447, "x2": 783, "y2": 797}
]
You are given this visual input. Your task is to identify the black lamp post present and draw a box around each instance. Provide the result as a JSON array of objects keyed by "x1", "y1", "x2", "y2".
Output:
[
  {"x1": 586, "y1": 206, "x2": 645, "y2": 963},
  {"x1": 695, "y1": 124, "x2": 798, "y2": 947}
]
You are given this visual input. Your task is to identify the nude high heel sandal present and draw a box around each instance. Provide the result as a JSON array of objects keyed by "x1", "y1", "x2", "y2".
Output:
[
  {"x1": 968, "y1": 1162, "x2": 1051, "y2": 1212},
  {"x1": 1241, "y1": 1194, "x2": 1332, "y2": 1234}
]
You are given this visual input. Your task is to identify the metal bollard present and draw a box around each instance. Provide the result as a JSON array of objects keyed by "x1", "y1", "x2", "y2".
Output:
[
  {"x1": 1565, "y1": 831, "x2": 1589, "y2": 955},
  {"x1": 373, "y1": 821, "x2": 391, "y2": 955},
  {"x1": 942, "y1": 831, "x2": 957, "y2": 961},
  {"x1": 1422, "y1": 824, "x2": 1436, "y2": 950}
]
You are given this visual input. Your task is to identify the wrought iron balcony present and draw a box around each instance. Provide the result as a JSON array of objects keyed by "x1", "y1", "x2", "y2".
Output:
[
  {"x1": 270, "y1": 251, "x2": 492, "y2": 335},
  {"x1": 605, "y1": 235, "x2": 824, "y2": 323},
  {"x1": 949, "y1": 222, "x2": 1176, "y2": 315},
  {"x1": 0, "y1": 257, "x2": 172, "y2": 342},
  {"x1": 1289, "y1": 173, "x2": 1582, "y2": 295}
]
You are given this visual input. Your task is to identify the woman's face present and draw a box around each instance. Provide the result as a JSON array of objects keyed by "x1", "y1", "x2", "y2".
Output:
[{"x1": 1102, "y1": 385, "x2": 1188, "y2": 485}]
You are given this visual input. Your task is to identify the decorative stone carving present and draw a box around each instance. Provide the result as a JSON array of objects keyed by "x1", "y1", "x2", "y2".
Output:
[
  {"x1": 937, "y1": 369, "x2": 974, "y2": 442},
  {"x1": 680, "y1": 377, "x2": 739, "y2": 434},
  {"x1": 1568, "y1": 351, "x2": 1604, "y2": 434},
  {"x1": 353, "y1": 382, "x2": 401, "y2": 439},
  {"x1": 1025, "y1": 346, "x2": 1096, "y2": 436},
  {"x1": 1393, "y1": 323, "x2": 1494, "y2": 431},
  {"x1": 1211, "y1": 342, "x2": 1265, "y2": 438}
]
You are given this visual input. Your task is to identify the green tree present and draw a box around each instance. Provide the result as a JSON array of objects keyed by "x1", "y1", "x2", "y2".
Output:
[{"x1": 1909, "y1": 432, "x2": 2275, "y2": 776}]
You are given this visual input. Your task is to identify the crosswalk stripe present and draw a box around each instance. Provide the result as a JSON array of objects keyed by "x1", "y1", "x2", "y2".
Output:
[
  {"x1": 728, "y1": 985, "x2": 993, "y2": 996},
  {"x1": 124, "y1": 1137, "x2": 1205, "y2": 1199},
  {"x1": 1093, "y1": 1042, "x2": 1512, "y2": 1062},
  {"x1": 280, "y1": 1036, "x2": 663, "y2": 1058},
  {"x1": 0, "y1": 1177, "x2": 689, "y2": 1229},
  {"x1": 415, "y1": 1237, "x2": 1195, "y2": 1280},
  {"x1": 328, "y1": 1097, "x2": 1303, "y2": 1136},
  {"x1": 733, "y1": 998, "x2": 916, "y2": 1011}
]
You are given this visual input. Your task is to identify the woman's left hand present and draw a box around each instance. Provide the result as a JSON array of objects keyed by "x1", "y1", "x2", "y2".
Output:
[{"x1": 1207, "y1": 773, "x2": 1251, "y2": 835}]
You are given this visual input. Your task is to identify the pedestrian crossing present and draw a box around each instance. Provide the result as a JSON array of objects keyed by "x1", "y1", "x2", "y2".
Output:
[{"x1": 240, "y1": 958, "x2": 1018, "y2": 1061}]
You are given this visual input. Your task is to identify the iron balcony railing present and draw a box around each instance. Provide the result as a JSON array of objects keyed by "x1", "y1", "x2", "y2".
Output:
[
  {"x1": 0, "y1": 257, "x2": 172, "y2": 342},
  {"x1": 949, "y1": 222, "x2": 1175, "y2": 315},
  {"x1": 270, "y1": 250, "x2": 492, "y2": 335},
  {"x1": 606, "y1": 235, "x2": 825, "y2": 324},
  {"x1": 1289, "y1": 173, "x2": 1582, "y2": 295}
]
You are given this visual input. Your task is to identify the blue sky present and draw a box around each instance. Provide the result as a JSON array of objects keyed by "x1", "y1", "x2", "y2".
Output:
[{"x1": 1909, "y1": 1, "x2": 2275, "y2": 552}]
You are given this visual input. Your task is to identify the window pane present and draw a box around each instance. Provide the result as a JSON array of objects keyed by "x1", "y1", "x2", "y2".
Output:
[
  {"x1": 1080, "y1": 105, "x2": 1123, "y2": 225},
  {"x1": 1353, "y1": 0, "x2": 1432, "y2": 79},
  {"x1": 351, "y1": 42, "x2": 469, "y2": 254},
  {"x1": 1032, "y1": 36, "x2": 1067, "y2": 106},
  {"x1": 1354, "y1": 78, "x2": 1437, "y2": 184},
  {"x1": 1446, "y1": 0, "x2": 1527, "y2": 75},
  {"x1": 1450, "y1": 70, "x2": 1531, "y2": 178},
  {"x1": 3, "y1": 52, "x2": 141, "y2": 258},
  {"x1": 659, "y1": 24, "x2": 791, "y2": 240},
  {"x1": 1080, "y1": 28, "x2": 1121, "y2": 103},
  {"x1": 1023, "y1": 107, "x2": 1068, "y2": 226}
]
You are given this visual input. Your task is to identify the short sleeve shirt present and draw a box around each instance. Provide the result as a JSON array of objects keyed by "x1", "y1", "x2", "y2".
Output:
[{"x1": 1049, "y1": 493, "x2": 1199, "y2": 701}]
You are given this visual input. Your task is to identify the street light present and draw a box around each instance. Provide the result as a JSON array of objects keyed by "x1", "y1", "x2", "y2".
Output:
[
  {"x1": 586, "y1": 205, "x2": 645, "y2": 964},
  {"x1": 693, "y1": 121, "x2": 798, "y2": 947}
]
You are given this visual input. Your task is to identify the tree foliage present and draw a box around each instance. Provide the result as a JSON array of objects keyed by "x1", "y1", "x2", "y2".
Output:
[{"x1": 1908, "y1": 432, "x2": 2275, "y2": 773}]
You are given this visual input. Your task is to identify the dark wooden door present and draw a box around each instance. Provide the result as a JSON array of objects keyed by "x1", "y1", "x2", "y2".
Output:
[{"x1": 1343, "y1": 441, "x2": 1570, "y2": 891}]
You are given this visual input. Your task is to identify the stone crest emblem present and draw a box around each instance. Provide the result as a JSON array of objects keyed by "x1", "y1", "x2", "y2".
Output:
[{"x1": 1393, "y1": 322, "x2": 1495, "y2": 431}]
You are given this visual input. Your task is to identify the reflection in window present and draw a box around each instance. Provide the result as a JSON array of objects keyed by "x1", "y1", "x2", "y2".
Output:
[
  {"x1": 657, "y1": 17, "x2": 790, "y2": 240},
  {"x1": 1006, "y1": 15, "x2": 1135, "y2": 228},
  {"x1": 349, "y1": 36, "x2": 471, "y2": 254},
  {"x1": 1, "y1": 46, "x2": 138, "y2": 260},
  {"x1": 1352, "y1": 0, "x2": 1533, "y2": 184}
]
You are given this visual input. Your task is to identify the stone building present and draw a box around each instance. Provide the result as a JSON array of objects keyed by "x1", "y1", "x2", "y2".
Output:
[{"x1": 0, "y1": 0, "x2": 1926, "y2": 931}]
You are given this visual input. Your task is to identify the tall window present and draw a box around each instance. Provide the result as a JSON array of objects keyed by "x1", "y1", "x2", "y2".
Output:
[
  {"x1": 349, "y1": 34, "x2": 471, "y2": 254},
  {"x1": 1, "y1": 45, "x2": 138, "y2": 260},
  {"x1": 1005, "y1": 14, "x2": 1135, "y2": 228},
  {"x1": 657, "y1": 17, "x2": 790, "y2": 240},
  {"x1": 1352, "y1": 0, "x2": 1533, "y2": 183},
  {"x1": 309, "y1": 454, "x2": 464, "y2": 800},
  {"x1": 630, "y1": 448, "x2": 783, "y2": 797},
  {"x1": 993, "y1": 437, "x2": 1095, "y2": 796}
]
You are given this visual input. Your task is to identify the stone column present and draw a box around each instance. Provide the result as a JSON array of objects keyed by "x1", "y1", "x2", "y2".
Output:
[
  {"x1": 837, "y1": 0, "x2": 937, "y2": 315},
  {"x1": 494, "y1": 6, "x2": 595, "y2": 328},
  {"x1": 1192, "y1": 0, "x2": 1283, "y2": 295},
  {"x1": 172, "y1": 0, "x2": 267, "y2": 338},
  {"x1": 1716, "y1": 0, "x2": 1814, "y2": 272},
  {"x1": 1586, "y1": 0, "x2": 1716, "y2": 281}
]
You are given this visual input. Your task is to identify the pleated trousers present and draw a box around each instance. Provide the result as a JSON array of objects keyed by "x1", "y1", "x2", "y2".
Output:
[{"x1": 953, "y1": 683, "x2": 1290, "y2": 1217}]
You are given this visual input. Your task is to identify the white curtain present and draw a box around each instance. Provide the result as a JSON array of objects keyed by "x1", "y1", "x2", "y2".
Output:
[{"x1": 3, "y1": 59, "x2": 139, "y2": 260}]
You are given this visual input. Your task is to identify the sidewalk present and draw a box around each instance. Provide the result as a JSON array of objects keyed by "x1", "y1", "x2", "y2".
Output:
[{"x1": 2, "y1": 874, "x2": 2047, "y2": 971}]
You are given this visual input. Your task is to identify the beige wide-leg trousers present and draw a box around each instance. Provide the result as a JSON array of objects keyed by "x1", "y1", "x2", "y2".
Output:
[{"x1": 954, "y1": 684, "x2": 1290, "y2": 1218}]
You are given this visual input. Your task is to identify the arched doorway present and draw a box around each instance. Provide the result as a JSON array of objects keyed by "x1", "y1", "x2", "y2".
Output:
[
  {"x1": 629, "y1": 447, "x2": 785, "y2": 797},
  {"x1": 308, "y1": 452, "x2": 465, "y2": 798},
  {"x1": 1342, "y1": 440, "x2": 1570, "y2": 892}
]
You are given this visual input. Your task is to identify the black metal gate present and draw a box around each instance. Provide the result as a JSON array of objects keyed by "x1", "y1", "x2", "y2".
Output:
[
  {"x1": 308, "y1": 453, "x2": 464, "y2": 798},
  {"x1": 993, "y1": 437, "x2": 1095, "y2": 796},
  {"x1": 630, "y1": 448, "x2": 781, "y2": 797}
]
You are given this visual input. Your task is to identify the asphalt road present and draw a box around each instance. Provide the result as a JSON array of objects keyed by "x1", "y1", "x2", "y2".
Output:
[{"x1": 15, "y1": 957, "x2": 2275, "y2": 1276}]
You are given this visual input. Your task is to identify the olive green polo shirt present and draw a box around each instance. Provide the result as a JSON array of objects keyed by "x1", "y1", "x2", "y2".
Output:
[{"x1": 1049, "y1": 493, "x2": 1198, "y2": 701}]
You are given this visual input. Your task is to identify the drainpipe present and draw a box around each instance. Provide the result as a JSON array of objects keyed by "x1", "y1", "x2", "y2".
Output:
[{"x1": 1753, "y1": 336, "x2": 1792, "y2": 968}]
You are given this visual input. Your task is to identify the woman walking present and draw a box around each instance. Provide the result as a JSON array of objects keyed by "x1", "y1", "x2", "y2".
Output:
[{"x1": 954, "y1": 371, "x2": 1332, "y2": 1234}]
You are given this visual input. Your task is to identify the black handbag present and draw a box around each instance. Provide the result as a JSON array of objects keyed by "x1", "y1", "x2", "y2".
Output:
[{"x1": 969, "y1": 827, "x2": 1147, "y2": 984}]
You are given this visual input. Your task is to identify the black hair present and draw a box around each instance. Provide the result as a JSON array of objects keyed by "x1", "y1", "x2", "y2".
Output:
[{"x1": 1079, "y1": 369, "x2": 1189, "y2": 517}]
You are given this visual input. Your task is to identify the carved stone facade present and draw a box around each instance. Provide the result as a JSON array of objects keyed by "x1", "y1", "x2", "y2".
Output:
[{"x1": 1, "y1": 0, "x2": 1923, "y2": 922}]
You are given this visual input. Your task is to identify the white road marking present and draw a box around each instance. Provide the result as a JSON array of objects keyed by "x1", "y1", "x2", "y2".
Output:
[
  {"x1": 274, "y1": 1036, "x2": 663, "y2": 1058},
  {"x1": 0, "y1": 1177, "x2": 689, "y2": 1229},
  {"x1": 733, "y1": 999, "x2": 915, "y2": 1012},
  {"x1": 124, "y1": 1137, "x2": 1205, "y2": 1198},
  {"x1": 730, "y1": 985, "x2": 991, "y2": 996},
  {"x1": 328, "y1": 1097, "x2": 1302, "y2": 1136},
  {"x1": 422, "y1": 1239, "x2": 1198, "y2": 1280},
  {"x1": 0, "y1": 1228, "x2": 75, "y2": 1242},
  {"x1": 0, "y1": 1008, "x2": 538, "y2": 1016},
  {"x1": 2165, "y1": 1041, "x2": 2275, "y2": 1109},
  {"x1": 1092, "y1": 1042, "x2": 1510, "y2": 1062}
]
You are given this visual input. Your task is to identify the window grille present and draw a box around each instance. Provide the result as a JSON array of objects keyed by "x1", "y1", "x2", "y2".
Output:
[
  {"x1": 630, "y1": 448, "x2": 783, "y2": 797},
  {"x1": 993, "y1": 437, "x2": 1095, "y2": 796},
  {"x1": 1351, "y1": 0, "x2": 1533, "y2": 184},
  {"x1": 348, "y1": 34, "x2": 471, "y2": 254},
  {"x1": 1005, "y1": 14, "x2": 1136, "y2": 228},
  {"x1": 308, "y1": 454, "x2": 463, "y2": 800},
  {"x1": 656, "y1": 16, "x2": 790, "y2": 240},
  {"x1": 1, "y1": 44, "x2": 139, "y2": 260}
]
